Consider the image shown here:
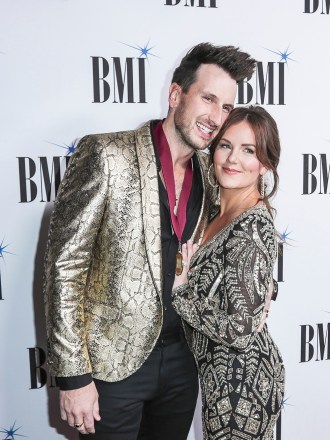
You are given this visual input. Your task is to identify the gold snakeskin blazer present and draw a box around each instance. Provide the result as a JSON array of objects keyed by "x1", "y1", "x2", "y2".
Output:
[{"x1": 44, "y1": 121, "x2": 216, "y2": 382}]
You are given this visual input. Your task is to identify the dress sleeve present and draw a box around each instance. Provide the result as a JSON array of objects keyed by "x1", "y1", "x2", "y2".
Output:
[
  {"x1": 172, "y1": 213, "x2": 277, "y2": 351},
  {"x1": 44, "y1": 135, "x2": 110, "y2": 378}
]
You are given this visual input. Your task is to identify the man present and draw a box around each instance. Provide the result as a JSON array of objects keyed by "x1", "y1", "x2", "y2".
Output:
[{"x1": 44, "y1": 42, "x2": 256, "y2": 440}]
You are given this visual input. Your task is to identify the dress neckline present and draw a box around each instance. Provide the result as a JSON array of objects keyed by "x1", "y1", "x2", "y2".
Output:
[{"x1": 199, "y1": 204, "x2": 272, "y2": 251}]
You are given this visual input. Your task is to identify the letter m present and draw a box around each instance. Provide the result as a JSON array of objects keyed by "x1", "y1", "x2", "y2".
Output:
[
  {"x1": 321, "y1": 0, "x2": 330, "y2": 14},
  {"x1": 320, "y1": 154, "x2": 330, "y2": 194},
  {"x1": 316, "y1": 323, "x2": 330, "y2": 360},
  {"x1": 255, "y1": 62, "x2": 275, "y2": 105},
  {"x1": 112, "y1": 57, "x2": 135, "y2": 103},
  {"x1": 39, "y1": 157, "x2": 62, "y2": 202}
]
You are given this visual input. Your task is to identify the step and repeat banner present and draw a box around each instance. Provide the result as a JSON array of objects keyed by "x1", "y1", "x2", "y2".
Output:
[{"x1": 1, "y1": 0, "x2": 329, "y2": 439}]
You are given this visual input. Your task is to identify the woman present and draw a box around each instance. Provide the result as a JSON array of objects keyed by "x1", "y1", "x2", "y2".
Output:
[{"x1": 172, "y1": 106, "x2": 285, "y2": 439}]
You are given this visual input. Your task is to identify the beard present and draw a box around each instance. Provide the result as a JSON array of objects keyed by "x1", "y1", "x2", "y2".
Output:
[{"x1": 173, "y1": 100, "x2": 213, "y2": 152}]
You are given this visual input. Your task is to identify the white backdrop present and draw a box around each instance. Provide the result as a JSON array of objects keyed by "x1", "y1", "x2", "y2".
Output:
[{"x1": 1, "y1": 1, "x2": 330, "y2": 439}]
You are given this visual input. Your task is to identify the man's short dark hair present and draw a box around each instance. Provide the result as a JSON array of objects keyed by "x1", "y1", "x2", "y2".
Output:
[{"x1": 172, "y1": 42, "x2": 256, "y2": 92}]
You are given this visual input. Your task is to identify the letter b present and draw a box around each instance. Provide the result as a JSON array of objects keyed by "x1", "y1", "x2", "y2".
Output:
[
  {"x1": 304, "y1": 0, "x2": 319, "y2": 12},
  {"x1": 300, "y1": 325, "x2": 314, "y2": 362},
  {"x1": 18, "y1": 157, "x2": 38, "y2": 203},
  {"x1": 91, "y1": 57, "x2": 110, "y2": 103},
  {"x1": 302, "y1": 154, "x2": 317, "y2": 194},
  {"x1": 28, "y1": 347, "x2": 47, "y2": 389}
]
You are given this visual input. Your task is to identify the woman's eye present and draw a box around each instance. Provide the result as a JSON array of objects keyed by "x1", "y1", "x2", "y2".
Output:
[
  {"x1": 244, "y1": 147, "x2": 255, "y2": 154},
  {"x1": 219, "y1": 143, "x2": 230, "y2": 149},
  {"x1": 203, "y1": 96, "x2": 212, "y2": 103}
]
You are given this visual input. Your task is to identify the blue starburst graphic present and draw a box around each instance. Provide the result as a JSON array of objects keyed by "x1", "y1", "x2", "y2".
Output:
[
  {"x1": 0, "y1": 238, "x2": 14, "y2": 300},
  {"x1": 0, "y1": 421, "x2": 26, "y2": 439},
  {"x1": 47, "y1": 139, "x2": 78, "y2": 156},
  {"x1": 279, "y1": 227, "x2": 293, "y2": 244},
  {"x1": 0, "y1": 238, "x2": 14, "y2": 263},
  {"x1": 265, "y1": 46, "x2": 296, "y2": 65},
  {"x1": 281, "y1": 395, "x2": 293, "y2": 411},
  {"x1": 120, "y1": 39, "x2": 158, "y2": 63}
]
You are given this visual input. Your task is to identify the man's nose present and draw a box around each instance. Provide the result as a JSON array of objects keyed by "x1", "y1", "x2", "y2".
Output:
[{"x1": 209, "y1": 105, "x2": 223, "y2": 127}]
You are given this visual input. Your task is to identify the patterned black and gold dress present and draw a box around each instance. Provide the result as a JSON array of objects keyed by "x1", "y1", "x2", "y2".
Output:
[{"x1": 172, "y1": 205, "x2": 285, "y2": 440}]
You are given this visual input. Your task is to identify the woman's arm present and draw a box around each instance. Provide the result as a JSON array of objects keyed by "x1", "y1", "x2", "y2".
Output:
[{"x1": 172, "y1": 213, "x2": 277, "y2": 351}]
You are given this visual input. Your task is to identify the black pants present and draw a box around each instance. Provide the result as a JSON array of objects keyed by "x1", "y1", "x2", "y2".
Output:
[{"x1": 81, "y1": 337, "x2": 198, "y2": 440}]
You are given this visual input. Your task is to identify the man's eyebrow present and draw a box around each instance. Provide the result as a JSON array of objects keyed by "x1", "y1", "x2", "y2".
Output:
[
  {"x1": 201, "y1": 92, "x2": 234, "y2": 110},
  {"x1": 201, "y1": 91, "x2": 217, "y2": 98}
]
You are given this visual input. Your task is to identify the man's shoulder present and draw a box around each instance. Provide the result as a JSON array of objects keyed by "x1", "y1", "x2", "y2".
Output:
[
  {"x1": 81, "y1": 126, "x2": 139, "y2": 145},
  {"x1": 77, "y1": 121, "x2": 153, "y2": 154}
]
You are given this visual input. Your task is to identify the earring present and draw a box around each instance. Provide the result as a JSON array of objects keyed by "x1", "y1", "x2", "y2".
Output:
[
  {"x1": 208, "y1": 164, "x2": 218, "y2": 188},
  {"x1": 260, "y1": 174, "x2": 265, "y2": 198}
]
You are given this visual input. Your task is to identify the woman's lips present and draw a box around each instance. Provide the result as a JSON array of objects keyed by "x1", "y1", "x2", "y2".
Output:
[{"x1": 223, "y1": 167, "x2": 241, "y2": 175}]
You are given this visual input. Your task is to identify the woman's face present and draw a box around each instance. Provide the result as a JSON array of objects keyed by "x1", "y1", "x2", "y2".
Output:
[{"x1": 213, "y1": 120, "x2": 266, "y2": 192}]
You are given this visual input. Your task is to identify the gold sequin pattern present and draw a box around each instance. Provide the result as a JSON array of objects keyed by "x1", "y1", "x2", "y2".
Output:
[{"x1": 173, "y1": 206, "x2": 285, "y2": 439}]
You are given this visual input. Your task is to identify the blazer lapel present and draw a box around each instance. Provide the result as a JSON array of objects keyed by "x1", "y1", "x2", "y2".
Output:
[
  {"x1": 135, "y1": 122, "x2": 162, "y2": 296},
  {"x1": 191, "y1": 151, "x2": 219, "y2": 244}
]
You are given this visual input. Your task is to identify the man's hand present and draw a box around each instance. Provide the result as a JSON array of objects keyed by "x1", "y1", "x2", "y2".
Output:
[{"x1": 60, "y1": 381, "x2": 101, "y2": 434}]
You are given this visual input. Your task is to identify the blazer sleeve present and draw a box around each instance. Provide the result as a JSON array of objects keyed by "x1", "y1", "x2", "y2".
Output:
[
  {"x1": 172, "y1": 213, "x2": 277, "y2": 351},
  {"x1": 44, "y1": 135, "x2": 110, "y2": 378}
]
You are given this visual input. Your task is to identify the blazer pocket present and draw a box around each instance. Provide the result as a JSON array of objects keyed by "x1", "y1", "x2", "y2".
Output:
[{"x1": 85, "y1": 299, "x2": 121, "y2": 325}]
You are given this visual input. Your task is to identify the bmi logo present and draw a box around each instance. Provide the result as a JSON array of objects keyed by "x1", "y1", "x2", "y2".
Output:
[
  {"x1": 300, "y1": 320, "x2": 330, "y2": 362},
  {"x1": 302, "y1": 153, "x2": 330, "y2": 194},
  {"x1": 17, "y1": 140, "x2": 77, "y2": 203},
  {"x1": 164, "y1": 0, "x2": 217, "y2": 7},
  {"x1": 92, "y1": 41, "x2": 157, "y2": 103},
  {"x1": 237, "y1": 47, "x2": 295, "y2": 106},
  {"x1": 304, "y1": 0, "x2": 330, "y2": 14}
]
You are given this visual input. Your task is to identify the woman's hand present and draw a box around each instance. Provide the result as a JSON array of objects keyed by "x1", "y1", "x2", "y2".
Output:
[{"x1": 172, "y1": 240, "x2": 199, "y2": 289}]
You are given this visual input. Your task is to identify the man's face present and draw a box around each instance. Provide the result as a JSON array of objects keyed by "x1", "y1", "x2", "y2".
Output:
[{"x1": 170, "y1": 64, "x2": 237, "y2": 151}]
